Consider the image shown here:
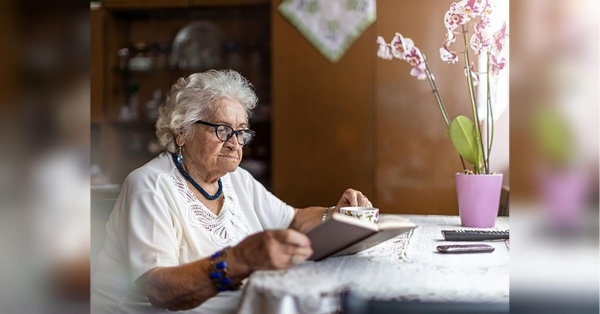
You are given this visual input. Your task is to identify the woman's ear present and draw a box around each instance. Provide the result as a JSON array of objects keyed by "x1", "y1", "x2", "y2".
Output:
[{"x1": 175, "y1": 133, "x2": 185, "y2": 147}]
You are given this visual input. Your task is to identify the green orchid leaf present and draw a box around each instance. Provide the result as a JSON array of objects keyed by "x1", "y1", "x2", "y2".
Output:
[
  {"x1": 449, "y1": 116, "x2": 483, "y2": 168},
  {"x1": 534, "y1": 109, "x2": 574, "y2": 166}
]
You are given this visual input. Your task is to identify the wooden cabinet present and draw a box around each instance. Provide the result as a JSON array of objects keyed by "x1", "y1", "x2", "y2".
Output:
[{"x1": 91, "y1": 2, "x2": 272, "y2": 196}]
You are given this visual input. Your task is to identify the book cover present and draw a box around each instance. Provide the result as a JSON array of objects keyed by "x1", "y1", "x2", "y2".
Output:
[{"x1": 306, "y1": 213, "x2": 417, "y2": 261}]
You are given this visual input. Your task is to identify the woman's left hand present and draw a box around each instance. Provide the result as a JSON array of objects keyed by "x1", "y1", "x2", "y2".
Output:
[{"x1": 334, "y1": 188, "x2": 373, "y2": 212}]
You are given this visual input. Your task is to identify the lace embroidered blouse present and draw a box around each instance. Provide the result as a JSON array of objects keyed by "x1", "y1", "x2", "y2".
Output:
[
  {"x1": 168, "y1": 169, "x2": 251, "y2": 248},
  {"x1": 91, "y1": 152, "x2": 295, "y2": 314}
]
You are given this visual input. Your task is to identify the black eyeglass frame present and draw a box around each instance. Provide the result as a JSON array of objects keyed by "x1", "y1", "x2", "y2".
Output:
[{"x1": 194, "y1": 120, "x2": 256, "y2": 146}]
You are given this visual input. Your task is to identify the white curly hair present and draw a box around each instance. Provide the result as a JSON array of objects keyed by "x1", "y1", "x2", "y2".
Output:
[{"x1": 155, "y1": 69, "x2": 258, "y2": 153}]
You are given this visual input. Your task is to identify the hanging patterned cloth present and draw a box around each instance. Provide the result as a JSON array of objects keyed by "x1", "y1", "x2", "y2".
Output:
[{"x1": 278, "y1": 0, "x2": 377, "y2": 63}]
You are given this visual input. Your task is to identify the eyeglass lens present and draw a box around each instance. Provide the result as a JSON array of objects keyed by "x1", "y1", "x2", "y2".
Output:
[{"x1": 215, "y1": 125, "x2": 253, "y2": 145}]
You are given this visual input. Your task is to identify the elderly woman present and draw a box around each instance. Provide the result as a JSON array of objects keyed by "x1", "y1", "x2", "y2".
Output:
[{"x1": 91, "y1": 70, "x2": 372, "y2": 313}]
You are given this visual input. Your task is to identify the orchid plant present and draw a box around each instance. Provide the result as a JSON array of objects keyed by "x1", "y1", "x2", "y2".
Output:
[{"x1": 377, "y1": 0, "x2": 508, "y2": 175}]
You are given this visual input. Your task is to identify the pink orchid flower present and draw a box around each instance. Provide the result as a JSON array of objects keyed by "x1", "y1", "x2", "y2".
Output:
[
  {"x1": 444, "y1": 2, "x2": 470, "y2": 30},
  {"x1": 464, "y1": 62, "x2": 479, "y2": 85},
  {"x1": 440, "y1": 45, "x2": 459, "y2": 63},
  {"x1": 441, "y1": 29, "x2": 459, "y2": 63},
  {"x1": 460, "y1": 0, "x2": 485, "y2": 17},
  {"x1": 493, "y1": 22, "x2": 508, "y2": 53},
  {"x1": 377, "y1": 33, "x2": 429, "y2": 81},
  {"x1": 474, "y1": 15, "x2": 491, "y2": 36},
  {"x1": 445, "y1": 28, "x2": 457, "y2": 45},
  {"x1": 404, "y1": 46, "x2": 425, "y2": 68},
  {"x1": 490, "y1": 54, "x2": 506, "y2": 75},
  {"x1": 410, "y1": 64, "x2": 428, "y2": 80},
  {"x1": 376, "y1": 36, "x2": 393, "y2": 60},
  {"x1": 390, "y1": 32, "x2": 415, "y2": 59},
  {"x1": 481, "y1": 0, "x2": 496, "y2": 17},
  {"x1": 470, "y1": 30, "x2": 492, "y2": 55}
]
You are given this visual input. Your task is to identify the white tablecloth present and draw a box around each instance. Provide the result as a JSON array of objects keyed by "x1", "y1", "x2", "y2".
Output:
[{"x1": 237, "y1": 215, "x2": 509, "y2": 314}]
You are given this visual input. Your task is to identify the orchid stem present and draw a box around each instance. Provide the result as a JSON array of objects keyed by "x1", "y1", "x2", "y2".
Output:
[
  {"x1": 461, "y1": 25, "x2": 487, "y2": 174},
  {"x1": 423, "y1": 55, "x2": 451, "y2": 128},
  {"x1": 422, "y1": 53, "x2": 467, "y2": 171},
  {"x1": 486, "y1": 52, "x2": 495, "y2": 168}
]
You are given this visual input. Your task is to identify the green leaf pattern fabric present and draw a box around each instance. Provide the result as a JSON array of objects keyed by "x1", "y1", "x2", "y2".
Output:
[{"x1": 278, "y1": 0, "x2": 377, "y2": 63}]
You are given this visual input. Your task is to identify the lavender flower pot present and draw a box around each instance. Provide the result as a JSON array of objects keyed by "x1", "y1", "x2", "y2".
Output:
[
  {"x1": 455, "y1": 173, "x2": 503, "y2": 228},
  {"x1": 538, "y1": 168, "x2": 590, "y2": 227}
]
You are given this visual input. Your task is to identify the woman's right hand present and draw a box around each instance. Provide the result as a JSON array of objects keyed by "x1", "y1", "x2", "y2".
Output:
[{"x1": 231, "y1": 229, "x2": 313, "y2": 273}]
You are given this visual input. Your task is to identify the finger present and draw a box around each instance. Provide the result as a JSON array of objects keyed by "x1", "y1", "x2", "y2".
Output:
[
  {"x1": 345, "y1": 189, "x2": 358, "y2": 206},
  {"x1": 289, "y1": 252, "x2": 311, "y2": 266},
  {"x1": 289, "y1": 255, "x2": 301, "y2": 266},
  {"x1": 279, "y1": 241, "x2": 311, "y2": 255},
  {"x1": 291, "y1": 245, "x2": 313, "y2": 258},
  {"x1": 357, "y1": 194, "x2": 369, "y2": 206},
  {"x1": 363, "y1": 196, "x2": 372, "y2": 207},
  {"x1": 288, "y1": 246, "x2": 314, "y2": 266},
  {"x1": 274, "y1": 229, "x2": 311, "y2": 247},
  {"x1": 279, "y1": 237, "x2": 314, "y2": 257}
]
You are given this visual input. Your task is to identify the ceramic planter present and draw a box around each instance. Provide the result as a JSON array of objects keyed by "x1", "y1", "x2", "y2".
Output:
[
  {"x1": 538, "y1": 168, "x2": 590, "y2": 227},
  {"x1": 455, "y1": 173, "x2": 503, "y2": 227}
]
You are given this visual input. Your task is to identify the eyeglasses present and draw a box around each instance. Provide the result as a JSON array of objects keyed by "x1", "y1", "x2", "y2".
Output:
[{"x1": 195, "y1": 120, "x2": 256, "y2": 146}]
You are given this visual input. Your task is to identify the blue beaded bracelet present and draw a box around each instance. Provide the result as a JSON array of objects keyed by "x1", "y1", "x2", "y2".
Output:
[{"x1": 209, "y1": 248, "x2": 241, "y2": 292}]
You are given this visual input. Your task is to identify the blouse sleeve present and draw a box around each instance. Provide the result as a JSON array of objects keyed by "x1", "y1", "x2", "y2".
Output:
[
  {"x1": 113, "y1": 171, "x2": 180, "y2": 283},
  {"x1": 235, "y1": 168, "x2": 295, "y2": 230}
]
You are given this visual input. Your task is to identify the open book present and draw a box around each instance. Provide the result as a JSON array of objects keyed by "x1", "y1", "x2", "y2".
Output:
[{"x1": 307, "y1": 213, "x2": 417, "y2": 261}]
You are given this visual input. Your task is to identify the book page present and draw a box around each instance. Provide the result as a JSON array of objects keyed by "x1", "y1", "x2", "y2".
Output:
[
  {"x1": 306, "y1": 214, "x2": 378, "y2": 261},
  {"x1": 329, "y1": 224, "x2": 417, "y2": 257}
]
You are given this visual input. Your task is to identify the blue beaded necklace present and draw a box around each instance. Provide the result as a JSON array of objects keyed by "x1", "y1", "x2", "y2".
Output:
[{"x1": 171, "y1": 153, "x2": 223, "y2": 201}]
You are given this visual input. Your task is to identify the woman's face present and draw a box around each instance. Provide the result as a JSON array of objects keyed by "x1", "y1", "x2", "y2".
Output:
[{"x1": 183, "y1": 98, "x2": 248, "y2": 176}]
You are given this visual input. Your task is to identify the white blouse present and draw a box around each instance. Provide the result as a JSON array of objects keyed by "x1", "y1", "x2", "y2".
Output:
[{"x1": 91, "y1": 152, "x2": 295, "y2": 314}]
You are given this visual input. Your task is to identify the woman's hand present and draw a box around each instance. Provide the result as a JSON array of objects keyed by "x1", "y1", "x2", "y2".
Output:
[
  {"x1": 231, "y1": 229, "x2": 313, "y2": 272},
  {"x1": 334, "y1": 188, "x2": 373, "y2": 213},
  {"x1": 139, "y1": 230, "x2": 311, "y2": 312}
]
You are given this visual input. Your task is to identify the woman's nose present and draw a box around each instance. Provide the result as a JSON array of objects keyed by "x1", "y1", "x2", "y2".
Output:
[{"x1": 225, "y1": 133, "x2": 242, "y2": 147}]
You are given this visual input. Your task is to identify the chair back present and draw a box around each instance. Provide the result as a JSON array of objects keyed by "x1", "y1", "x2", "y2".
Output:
[{"x1": 91, "y1": 199, "x2": 117, "y2": 274}]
